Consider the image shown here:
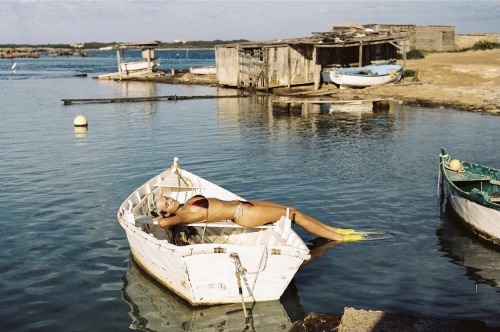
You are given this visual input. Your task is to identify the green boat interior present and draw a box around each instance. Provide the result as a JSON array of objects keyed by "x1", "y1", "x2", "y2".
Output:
[{"x1": 447, "y1": 164, "x2": 500, "y2": 203}]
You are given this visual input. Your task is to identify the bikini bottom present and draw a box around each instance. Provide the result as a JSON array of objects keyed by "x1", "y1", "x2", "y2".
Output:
[{"x1": 232, "y1": 201, "x2": 253, "y2": 222}]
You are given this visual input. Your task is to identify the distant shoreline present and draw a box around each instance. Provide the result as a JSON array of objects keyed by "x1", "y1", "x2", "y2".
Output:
[{"x1": 0, "y1": 47, "x2": 215, "y2": 59}]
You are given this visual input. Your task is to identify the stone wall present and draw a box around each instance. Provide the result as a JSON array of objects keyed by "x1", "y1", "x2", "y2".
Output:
[{"x1": 455, "y1": 33, "x2": 500, "y2": 49}]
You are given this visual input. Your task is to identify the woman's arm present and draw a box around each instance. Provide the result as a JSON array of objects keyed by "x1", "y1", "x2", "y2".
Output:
[{"x1": 157, "y1": 215, "x2": 184, "y2": 228}]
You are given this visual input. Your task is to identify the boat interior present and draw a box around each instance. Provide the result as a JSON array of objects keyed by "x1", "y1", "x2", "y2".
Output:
[
  {"x1": 447, "y1": 163, "x2": 500, "y2": 203},
  {"x1": 134, "y1": 220, "x2": 294, "y2": 248}
]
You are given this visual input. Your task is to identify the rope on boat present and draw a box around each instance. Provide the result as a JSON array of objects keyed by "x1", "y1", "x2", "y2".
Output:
[{"x1": 230, "y1": 252, "x2": 255, "y2": 324}]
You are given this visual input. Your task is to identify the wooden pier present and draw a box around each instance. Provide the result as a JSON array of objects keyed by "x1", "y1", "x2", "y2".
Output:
[{"x1": 62, "y1": 94, "x2": 246, "y2": 106}]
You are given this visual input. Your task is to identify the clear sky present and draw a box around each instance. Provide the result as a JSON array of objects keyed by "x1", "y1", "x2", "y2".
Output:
[{"x1": 2, "y1": 1, "x2": 499, "y2": 44}]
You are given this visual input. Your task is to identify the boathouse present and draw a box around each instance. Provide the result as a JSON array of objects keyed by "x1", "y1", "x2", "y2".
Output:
[{"x1": 215, "y1": 25, "x2": 409, "y2": 91}]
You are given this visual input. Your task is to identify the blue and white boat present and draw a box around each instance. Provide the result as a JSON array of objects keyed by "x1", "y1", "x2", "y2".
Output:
[{"x1": 324, "y1": 64, "x2": 403, "y2": 88}]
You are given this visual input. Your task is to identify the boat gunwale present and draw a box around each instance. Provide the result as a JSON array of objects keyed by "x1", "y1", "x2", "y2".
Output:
[{"x1": 439, "y1": 156, "x2": 500, "y2": 212}]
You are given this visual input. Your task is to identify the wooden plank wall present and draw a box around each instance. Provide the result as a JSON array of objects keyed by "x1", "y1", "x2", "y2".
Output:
[{"x1": 215, "y1": 46, "x2": 239, "y2": 86}]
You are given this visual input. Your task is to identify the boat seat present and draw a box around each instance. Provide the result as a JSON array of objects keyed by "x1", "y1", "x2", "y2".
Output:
[
  {"x1": 489, "y1": 192, "x2": 500, "y2": 203},
  {"x1": 446, "y1": 171, "x2": 489, "y2": 182}
]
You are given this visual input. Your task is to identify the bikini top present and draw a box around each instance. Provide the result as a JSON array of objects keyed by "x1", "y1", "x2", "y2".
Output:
[
  {"x1": 190, "y1": 195, "x2": 209, "y2": 209},
  {"x1": 189, "y1": 195, "x2": 209, "y2": 221}
]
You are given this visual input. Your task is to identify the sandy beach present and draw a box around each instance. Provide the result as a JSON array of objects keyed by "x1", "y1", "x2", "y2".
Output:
[
  {"x1": 352, "y1": 49, "x2": 500, "y2": 113},
  {"x1": 270, "y1": 49, "x2": 500, "y2": 114}
]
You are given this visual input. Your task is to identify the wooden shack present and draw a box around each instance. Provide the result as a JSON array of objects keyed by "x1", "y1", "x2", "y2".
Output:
[
  {"x1": 216, "y1": 25, "x2": 409, "y2": 91},
  {"x1": 365, "y1": 24, "x2": 457, "y2": 51}
]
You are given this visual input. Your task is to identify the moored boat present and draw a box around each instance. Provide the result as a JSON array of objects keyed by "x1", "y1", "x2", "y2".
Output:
[
  {"x1": 326, "y1": 64, "x2": 403, "y2": 88},
  {"x1": 189, "y1": 66, "x2": 216, "y2": 75},
  {"x1": 117, "y1": 158, "x2": 311, "y2": 306},
  {"x1": 120, "y1": 56, "x2": 160, "y2": 72},
  {"x1": 438, "y1": 148, "x2": 500, "y2": 245}
]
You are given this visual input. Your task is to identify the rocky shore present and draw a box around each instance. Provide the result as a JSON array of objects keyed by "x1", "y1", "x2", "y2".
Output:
[{"x1": 290, "y1": 308, "x2": 500, "y2": 332}]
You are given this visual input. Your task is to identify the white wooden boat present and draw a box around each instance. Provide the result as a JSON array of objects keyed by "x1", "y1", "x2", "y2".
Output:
[
  {"x1": 439, "y1": 148, "x2": 500, "y2": 245},
  {"x1": 117, "y1": 158, "x2": 311, "y2": 306},
  {"x1": 120, "y1": 56, "x2": 160, "y2": 72},
  {"x1": 327, "y1": 64, "x2": 403, "y2": 88},
  {"x1": 189, "y1": 66, "x2": 216, "y2": 75}
]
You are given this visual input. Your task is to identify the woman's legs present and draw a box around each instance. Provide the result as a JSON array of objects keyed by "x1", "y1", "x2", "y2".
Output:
[
  {"x1": 237, "y1": 202, "x2": 348, "y2": 241},
  {"x1": 248, "y1": 201, "x2": 357, "y2": 237}
]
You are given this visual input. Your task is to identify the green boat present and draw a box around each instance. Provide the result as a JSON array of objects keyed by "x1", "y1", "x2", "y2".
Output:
[{"x1": 439, "y1": 147, "x2": 500, "y2": 245}]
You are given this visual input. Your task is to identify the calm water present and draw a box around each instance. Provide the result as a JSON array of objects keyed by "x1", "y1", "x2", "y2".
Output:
[{"x1": 1, "y1": 51, "x2": 500, "y2": 331}]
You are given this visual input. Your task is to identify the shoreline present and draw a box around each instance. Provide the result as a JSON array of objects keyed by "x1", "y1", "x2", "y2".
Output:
[
  {"x1": 143, "y1": 49, "x2": 500, "y2": 114},
  {"x1": 291, "y1": 308, "x2": 500, "y2": 331}
]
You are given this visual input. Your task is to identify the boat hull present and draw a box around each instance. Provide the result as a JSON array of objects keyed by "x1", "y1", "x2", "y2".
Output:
[
  {"x1": 117, "y1": 160, "x2": 310, "y2": 305},
  {"x1": 123, "y1": 256, "x2": 298, "y2": 330},
  {"x1": 120, "y1": 57, "x2": 160, "y2": 72},
  {"x1": 439, "y1": 149, "x2": 500, "y2": 245},
  {"x1": 189, "y1": 66, "x2": 216, "y2": 75},
  {"x1": 329, "y1": 64, "x2": 403, "y2": 88}
]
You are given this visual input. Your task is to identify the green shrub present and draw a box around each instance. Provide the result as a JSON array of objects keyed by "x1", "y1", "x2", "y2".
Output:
[
  {"x1": 406, "y1": 49, "x2": 425, "y2": 59},
  {"x1": 403, "y1": 69, "x2": 416, "y2": 77},
  {"x1": 472, "y1": 40, "x2": 500, "y2": 50}
]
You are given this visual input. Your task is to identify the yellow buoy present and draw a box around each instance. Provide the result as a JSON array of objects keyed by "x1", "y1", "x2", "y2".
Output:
[
  {"x1": 73, "y1": 115, "x2": 88, "y2": 127},
  {"x1": 448, "y1": 159, "x2": 462, "y2": 171}
]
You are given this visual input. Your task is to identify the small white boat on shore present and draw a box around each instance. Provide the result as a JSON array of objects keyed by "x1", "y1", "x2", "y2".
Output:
[
  {"x1": 120, "y1": 56, "x2": 160, "y2": 72},
  {"x1": 117, "y1": 158, "x2": 311, "y2": 306},
  {"x1": 325, "y1": 64, "x2": 403, "y2": 88},
  {"x1": 189, "y1": 66, "x2": 216, "y2": 75}
]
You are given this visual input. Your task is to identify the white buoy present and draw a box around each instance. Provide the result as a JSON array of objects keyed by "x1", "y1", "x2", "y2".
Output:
[{"x1": 73, "y1": 115, "x2": 88, "y2": 127}]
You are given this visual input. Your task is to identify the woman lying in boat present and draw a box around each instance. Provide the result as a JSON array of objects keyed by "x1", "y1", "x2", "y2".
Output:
[{"x1": 155, "y1": 195, "x2": 364, "y2": 242}]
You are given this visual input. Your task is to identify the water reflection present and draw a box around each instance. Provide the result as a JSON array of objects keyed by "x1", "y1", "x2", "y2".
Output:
[
  {"x1": 74, "y1": 126, "x2": 88, "y2": 139},
  {"x1": 215, "y1": 92, "x2": 397, "y2": 142},
  {"x1": 438, "y1": 204, "x2": 500, "y2": 289},
  {"x1": 121, "y1": 256, "x2": 305, "y2": 331}
]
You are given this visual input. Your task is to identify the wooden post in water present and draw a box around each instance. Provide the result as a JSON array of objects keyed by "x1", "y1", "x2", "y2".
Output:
[
  {"x1": 117, "y1": 50, "x2": 123, "y2": 80},
  {"x1": 358, "y1": 43, "x2": 363, "y2": 66}
]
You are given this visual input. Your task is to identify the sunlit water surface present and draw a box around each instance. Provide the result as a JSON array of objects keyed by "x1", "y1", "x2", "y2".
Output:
[{"x1": 1, "y1": 54, "x2": 500, "y2": 331}]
